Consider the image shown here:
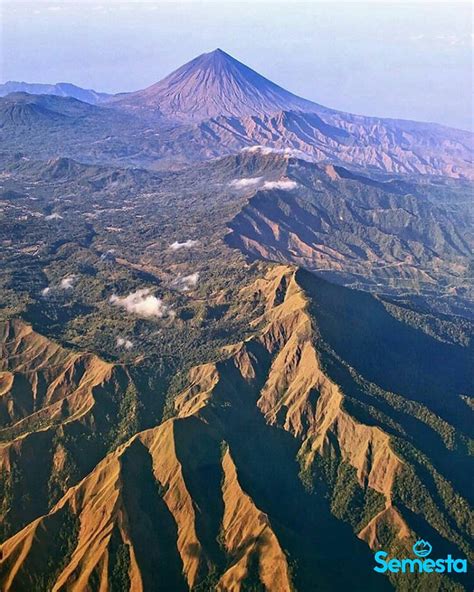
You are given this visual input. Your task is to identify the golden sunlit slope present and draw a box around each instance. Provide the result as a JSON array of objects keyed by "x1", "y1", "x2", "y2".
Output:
[
  {"x1": 0, "y1": 319, "x2": 141, "y2": 542},
  {"x1": 174, "y1": 267, "x2": 407, "y2": 544},
  {"x1": 0, "y1": 319, "x2": 114, "y2": 436},
  {"x1": 1, "y1": 265, "x2": 472, "y2": 591},
  {"x1": 0, "y1": 416, "x2": 292, "y2": 591}
]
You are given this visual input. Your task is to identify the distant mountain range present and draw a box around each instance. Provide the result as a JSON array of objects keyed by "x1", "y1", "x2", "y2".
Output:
[
  {"x1": 1, "y1": 49, "x2": 472, "y2": 178},
  {"x1": 0, "y1": 81, "x2": 110, "y2": 104}
]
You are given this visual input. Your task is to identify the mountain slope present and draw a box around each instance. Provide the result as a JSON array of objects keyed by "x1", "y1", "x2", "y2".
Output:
[
  {"x1": 1, "y1": 147, "x2": 471, "y2": 319},
  {"x1": 192, "y1": 111, "x2": 473, "y2": 178},
  {"x1": 0, "y1": 81, "x2": 110, "y2": 104},
  {"x1": 0, "y1": 93, "x2": 106, "y2": 130},
  {"x1": 0, "y1": 422, "x2": 294, "y2": 592},
  {"x1": 0, "y1": 319, "x2": 142, "y2": 540},
  {"x1": 224, "y1": 151, "x2": 473, "y2": 315},
  {"x1": 0, "y1": 266, "x2": 472, "y2": 591},
  {"x1": 109, "y1": 48, "x2": 323, "y2": 121},
  {"x1": 0, "y1": 93, "x2": 147, "y2": 166}
]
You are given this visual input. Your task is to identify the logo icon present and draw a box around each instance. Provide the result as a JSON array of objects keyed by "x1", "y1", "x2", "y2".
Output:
[{"x1": 413, "y1": 540, "x2": 432, "y2": 558}]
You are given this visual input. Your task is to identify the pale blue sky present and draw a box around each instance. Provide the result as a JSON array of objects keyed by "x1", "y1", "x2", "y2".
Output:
[{"x1": 1, "y1": 1, "x2": 472, "y2": 130}]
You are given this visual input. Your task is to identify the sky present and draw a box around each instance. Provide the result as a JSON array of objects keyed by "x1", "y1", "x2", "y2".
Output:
[{"x1": 1, "y1": 0, "x2": 472, "y2": 130}]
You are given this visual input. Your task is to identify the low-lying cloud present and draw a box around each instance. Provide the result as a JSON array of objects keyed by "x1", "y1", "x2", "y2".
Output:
[
  {"x1": 241, "y1": 146, "x2": 274, "y2": 155},
  {"x1": 45, "y1": 213, "x2": 63, "y2": 220},
  {"x1": 262, "y1": 179, "x2": 299, "y2": 191},
  {"x1": 60, "y1": 275, "x2": 77, "y2": 290},
  {"x1": 241, "y1": 146, "x2": 313, "y2": 161},
  {"x1": 169, "y1": 239, "x2": 200, "y2": 251},
  {"x1": 116, "y1": 336, "x2": 134, "y2": 350},
  {"x1": 172, "y1": 272, "x2": 200, "y2": 292},
  {"x1": 110, "y1": 288, "x2": 173, "y2": 318},
  {"x1": 229, "y1": 177, "x2": 263, "y2": 189},
  {"x1": 41, "y1": 274, "x2": 77, "y2": 296}
]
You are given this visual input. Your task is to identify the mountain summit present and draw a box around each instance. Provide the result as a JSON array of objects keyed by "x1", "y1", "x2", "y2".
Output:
[{"x1": 110, "y1": 48, "x2": 322, "y2": 120}]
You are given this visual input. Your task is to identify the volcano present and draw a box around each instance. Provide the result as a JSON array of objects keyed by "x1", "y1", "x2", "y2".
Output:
[
  {"x1": 2, "y1": 49, "x2": 473, "y2": 178},
  {"x1": 109, "y1": 48, "x2": 324, "y2": 121}
]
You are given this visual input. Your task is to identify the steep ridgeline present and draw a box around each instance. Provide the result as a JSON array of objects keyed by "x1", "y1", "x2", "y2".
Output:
[
  {"x1": 1, "y1": 267, "x2": 472, "y2": 591},
  {"x1": 187, "y1": 111, "x2": 473, "y2": 178},
  {"x1": 0, "y1": 319, "x2": 143, "y2": 541}
]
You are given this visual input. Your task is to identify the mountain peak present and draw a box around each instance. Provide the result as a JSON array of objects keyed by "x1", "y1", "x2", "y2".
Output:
[
  {"x1": 184, "y1": 47, "x2": 243, "y2": 74},
  {"x1": 209, "y1": 47, "x2": 227, "y2": 55},
  {"x1": 203, "y1": 47, "x2": 236, "y2": 61},
  {"x1": 110, "y1": 49, "x2": 322, "y2": 121}
]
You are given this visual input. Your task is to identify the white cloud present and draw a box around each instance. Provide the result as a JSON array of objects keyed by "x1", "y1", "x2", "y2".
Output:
[
  {"x1": 262, "y1": 179, "x2": 299, "y2": 191},
  {"x1": 229, "y1": 177, "x2": 263, "y2": 189},
  {"x1": 241, "y1": 146, "x2": 313, "y2": 161},
  {"x1": 169, "y1": 239, "x2": 199, "y2": 251},
  {"x1": 173, "y1": 272, "x2": 200, "y2": 292},
  {"x1": 110, "y1": 288, "x2": 173, "y2": 318},
  {"x1": 40, "y1": 275, "x2": 76, "y2": 295},
  {"x1": 116, "y1": 336, "x2": 134, "y2": 350},
  {"x1": 281, "y1": 148, "x2": 313, "y2": 161},
  {"x1": 241, "y1": 145, "x2": 269, "y2": 154},
  {"x1": 241, "y1": 146, "x2": 283, "y2": 156},
  {"x1": 45, "y1": 213, "x2": 63, "y2": 220},
  {"x1": 60, "y1": 275, "x2": 77, "y2": 290}
]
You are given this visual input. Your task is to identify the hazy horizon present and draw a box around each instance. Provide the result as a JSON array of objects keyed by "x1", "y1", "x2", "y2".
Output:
[{"x1": 1, "y1": 1, "x2": 473, "y2": 130}]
